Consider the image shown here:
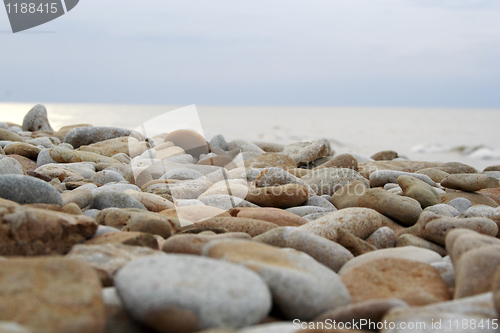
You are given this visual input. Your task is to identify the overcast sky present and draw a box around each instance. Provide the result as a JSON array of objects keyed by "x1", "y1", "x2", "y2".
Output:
[{"x1": 1, "y1": 0, "x2": 499, "y2": 107}]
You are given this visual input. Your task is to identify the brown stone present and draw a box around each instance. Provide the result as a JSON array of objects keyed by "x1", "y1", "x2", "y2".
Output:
[
  {"x1": 0, "y1": 128, "x2": 23, "y2": 142},
  {"x1": 0, "y1": 205, "x2": 97, "y2": 256},
  {"x1": 230, "y1": 207, "x2": 308, "y2": 226},
  {"x1": 49, "y1": 147, "x2": 120, "y2": 164},
  {"x1": 315, "y1": 153, "x2": 358, "y2": 170},
  {"x1": 197, "y1": 156, "x2": 237, "y2": 170},
  {"x1": 3, "y1": 143, "x2": 41, "y2": 160},
  {"x1": 78, "y1": 136, "x2": 130, "y2": 157},
  {"x1": 244, "y1": 152, "x2": 297, "y2": 169},
  {"x1": 335, "y1": 227, "x2": 377, "y2": 256},
  {"x1": 123, "y1": 190, "x2": 174, "y2": 212},
  {"x1": 341, "y1": 258, "x2": 451, "y2": 305},
  {"x1": 96, "y1": 208, "x2": 180, "y2": 231},
  {"x1": 396, "y1": 234, "x2": 447, "y2": 256},
  {"x1": 245, "y1": 184, "x2": 309, "y2": 208},
  {"x1": 416, "y1": 168, "x2": 450, "y2": 183},
  {"x1": 61, "y1": 188, "x2": 94, "y2": 208},
  {"x1": 163, "y1": 129, "x2": 208, "y2": 158},
  {"x1": 441, "y1": 191, "x2": 499, "y2": 207},
  {"x1": 358, "y1": 160, "x2": 444, "y2": 178},
  {"x1": 441, "y1": 173, "x2": 500, "y2": 192},
  {"x1": 8, "y1": 154, "x2": 37, "y2": 173},
  {"x1": 85, "y1": 232, "x2": 159, "y2": 250},
  {"x1": 186, "y1": 217, "x2": 278, "y2": 237},
  {"x1": 433, "y1": 162, "x2": 478, "y2": 174},
  {"x1": 479, "y1": 188, "x2": 500, "y2": 205},
  {"x1": 370, "y1": 150, "x2": 398, "y2": 161},
  {"x1": 159, "y1": 206, "x2": 230, "y2": 223},
  {"x1": 0, "y1": 257, "x2": 105, "y2": 333},
  {"x1": 162, "y1": 232, "x2": 251, "y2": 255}
]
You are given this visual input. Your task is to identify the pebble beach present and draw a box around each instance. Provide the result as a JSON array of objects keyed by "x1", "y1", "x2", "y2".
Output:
[{"x1": 2, "y1": 104, "x2": 500, "y2": 332}]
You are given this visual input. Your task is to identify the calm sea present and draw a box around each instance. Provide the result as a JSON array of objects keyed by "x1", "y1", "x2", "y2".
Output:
[{"x1": 1, "y1": 102, "x2": 499, "y2": 171}]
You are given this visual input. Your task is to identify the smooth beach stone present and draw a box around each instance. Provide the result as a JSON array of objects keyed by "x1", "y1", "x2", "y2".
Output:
[
  {"x1": 398, "y1": 175, "x2": 441, "y2": 208},
  {"x1": 441, "y1": 191, "x2": 499, "y2": 207},
  {"x1": 49, "y1": 147, "x2": 120, "y2": 164},
  {"x1": 341, "y1": 257, "x2": 450, "y2": 306},
  {"x1": 365, "y1": 227, "x2": 397, "y2": 249},
  {"x1": 34, "y1": 164, "x2": 85, "y2": 181},
  {"x1": 461, "y1": 205, "x2": 500, "y2": 233},
  {"x1": 0, "y1": 174, "x2": 63, "y2": 205},
  {"x1": 230, "y1": 207, "x2": 308, "y2": 226},
  {"x1": 202, "y1": 239, "x2": 351, "y2": 320},
  {"x1": 167, "y1": 180, "x2": 213, "y2": 200},
  {"x1": 185, "y1": 217, "x2": 278, "y2": 236},
  {"x1": 314, "y1": 298, "x2": 408, "y2": 329},
  {"x1": 0, "y1": 129, "x2": 23, "y2": 142},
  {"x1": 304, "y1": 195, "x2": 337, "y2": 210},
  {"x1": 441, "y1": 173, "x2": 500, "y2": 192},
  {"x1": 396, "y1": 234, "x2": 447, "y2": 256},
  {"x1": 358, "y1": 160, "x2": 444, "y2": 178},
  {"x1": 447, "y1": 197, "x2": 472, "y2": 214},
  {"x1": 93, "y1": 225, "x2": 120, "y2": 238},
  {"x1": 254, "y1": 227, "x2": 354, "y2": 272},
  {"x1": 162, "y1": 129, "x2": 209, "y2": 159},
  {"x1": 85, "y1": 231, "x2": 158, "y2": 250},
  {"x1": 283, "y1": 139, "x2": 331, "y2": 166},
  {"x1": 209, "y1": 134, "x2": 228, "y2": 151},
  {"x1": 301, "y1": 168, "x2": 369, "y2": 196},
  {"x1": 252, "y1": 141, "x2": 285, "y2": 153},
  {"x1": 244, "y1": 153, "x2": 296, "y2": 169},
  {"x1": 199, "y1": 195, "x2": 257, "y2": 210},
  {"x1": 175, "y1": 199, "x2": 205, "y2": 207},
  {"x1": 338, "y1": 246, "x2": 443, "y2": 276},
  {"x1": 285, "y1": 206, "x2": 331, "y2": 217},
  {"x1": 432, "y1": 161, "x2": 478, "y2": 174},
  {"x1": 26, "y1": 136, "x2": 57, "y2": 148},
  {"x1": 62, "y1": 202, "x2": 83, "y2": 215},
  {"x1": 3, "y1": 142, "x2": 41, "y2": 160},
  {"x1": 162, "y1": 232, "x2": 251, "y2": 255},
  {"x1": 67, "y1": 243, "x2": 164, "y2": 286},
  {"x1": 335, "y1": 227, "x2": 378, "y2": 256},
  {"x1": 115, "y1": 254, "x2": 272, "y2": 332},
  {"x1": 315, "y1": 153, "x2": 358, "y2": 170},
  {"x1": 299, "y1": 208, "x2": 388, "y2": 242},
  {"x1": 121, "y1": 214, "x2": 173, "y2": 239},
  {"x1": 198, "y1": 181, "x2": 249, "y2": 200},
  {"x1": 10, "y1": 155, "x2": 38, "y2": 174},
  {"x1": 36, "y1": 149, "x2": 57, "y2": 167},
  {"x1": 228, "y1": 139, "x2": 265, "y2": 154},
  {"x1": 96, "y1": 208, "x2": 180, "y2": 232},
  {"x1": 424, "y1": 203, "x2": 460, "y2": 217},
  {"x1": 0, "y1": 204, "x2": 97, "y2": 255},
  {"x1": 91, "y1": 191, "x2": 147, "y2": 210},
  {"x1": 0, "y1": 257, "x2": 104, "y2": 332},
  {"x1": 431, "y1": 259, "x2": 455, "y2": 289},
  {"x1": 255, "y1": 167, "x2": 309, "y2": 188},
  {"x1": 369, "y1": 170, "x2": 436, "y2": 188},
  {"x1": 64, "y1": 126, "x2": 132, "y2": 149},
  {"x1": 416, "y1": 168, "x2": 450, "y2": 183},
  {"x1": 445, "y1": 229, "x2": 500, "y2": 263},
  {"x1": 160, "y1": 206, "x2": 230, "y2": 224},
  {"x1": 0, "y1": 157, "x2": 23, "y2": 175},
  {"x1": 331, "y1": 182, "x2": 423, "y2": 227},
  {"x1": 21, "y1": 104, "x2": 53, "y2": 131},
  {"x1": 122, "y1": 190, "x2": 174, "y2": 212},
  {"x1": 245, "y1": 184, "x2": 309, "y2": 208},
  {"x1": 197, "y1": 155, "x2": 237, "y2": 169},
  {"x1": 92, "y1": 183, "x2": 140, "y2": 195},
  {"x1": 91, "y1": 170, "x2": 125, "y2": 185},
  {"x1": 78, "y1": 136, "x2": 131, "y2": 157},
  {"x1": 370, "y1": 150, "x2": 398, "y2": 161}
]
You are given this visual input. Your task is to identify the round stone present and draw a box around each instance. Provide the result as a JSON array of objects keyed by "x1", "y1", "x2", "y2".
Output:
[
  {"x1": 0, "y1": 174, "x2": 63, "y2": 205},
  {"x1": 163, "y1": 130, "x2": 209, "y2": 159}
]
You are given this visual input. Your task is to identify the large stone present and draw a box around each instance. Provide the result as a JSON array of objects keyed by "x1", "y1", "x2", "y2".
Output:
[
  {"x1": 64, "y1": 126, "x2": 132, "y2": 149},
  {"x1": 398, "y1": 175, "x2": 441, "y2": 208},
  {"x1": 245, "y1": 184, "x2": 309, "y2": 208},
  {"x1": 0, "y1": 257, "x2": 105, "y2": 333},
  {"x1": 77, "y1": 136, "x2": 131, "y2": 157},
  {"x1": 0, "y1": 204, "x2": 97, "y2": 255},
  {"x1": 416, "y1": 168, "x2": 450, "y2": 183},
  {"x1": 115, "y1": 254, "x2": 272, "y2": 332},
  {"x1": 203, "y1": 239, "x2": 351, "y2": 320},
  {"x1": 230, "y1": 207, "x2": 308, "y2": 227},
  {"x1": 301, "y1": 168, "x2": 369, "y2": 196},
  {"x1": 341, "y1": 258, "x2": 450, "y2": 305},
  {"x1": 441, "y1": 173, "x2": 500, "y2": 192},
  {"x1": 0, "y1": 174, "x2": 63, "y2": 205},
  {"x1": 21, "y1": 104, "x2": 53, "y2": 131},
  {"x1": 49, "y1": 147, "x2": 120, "y2": 164}
]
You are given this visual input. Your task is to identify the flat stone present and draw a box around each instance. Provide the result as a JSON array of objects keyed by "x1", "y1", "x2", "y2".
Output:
[
  {"x1": 301, "y1": 168, "x2": 369, "y2": 196},
  {"x1": 0, "y1": 128, "x2": 23, "y2": 142},
  {"x1": 77, "y1": 136, "x2": 131, "y2": 157},
  {"x1": 441, "y1": 173, "x2": 500, "y2": 192},
  {"x1": 91, "y1": 191, "x2": 147, "y2": 210},
  {"x1": 441, "y1": 191, "x2": 499, "y2": 207},
  {"x1": 0, "y1": 257, "x2": 104, "y2": 332},
  {"x1": 0, "y1": 174, "x2": 63, "y2": 205},
  {"x1": 341, "y1": 257, "x2": 450, "y2": 306},
  {"x1": 185, "y1": 217, "x2": 278, "y2": 236},
  {"x1": 115, "y1": 254, "x2": 272, "y2": 332},
  {"x1": 123, "y1": 190, "x2": 174, "y2": 212},
  {"x1": 425, "y1": 203, "x2": 460, "y2": 217},
  {"x1": 197, "y1": 155, "x2": 237, "y2": 169},
  {"x1": 358, "y1": 160, "x2": 444, "y2": 179},
  {"x1": 64, "y1": 126, "x2": 132, "y2": 149},
  {"x1": 416, "y1": 168, "x2": 450, "y2": 183},
  {"x1": 85, "y1": 231, "x2": 158, "y2": 250},
  {"x1": 254, "y1": 227, "x2": 354, "y2": 272},
  {"x1": 432, "y1": 161, "x2": 478, "y2": 174},
  {"x1": 198, "y1": 181, "x2": 248, "y2": 200},
  {"x1": 203, "y1": 239, "x2": 351, "y2": 320},
  {"x1": 49, "y1": 147, "x2": 120, "y2": 164},
  {"x1": 245, "y1": 184, "x2": 309, "y2": 208},
  {"x1": 91, "y1": 170, "x2": 125, "y2": 184},
  {"x1": 230, "y1": 207, "x2": 308, "y2": 226},
  {"x1": 67, "y1": 243, "x2": 164, "y2": 286},
  {"x1": 199, "y1": 195, "x2": 257, "y2": 210},
  {"x1": 365, "y1": 227, "x2": 397, "y2": 249},
  {"x1": 315, "y1": 153, "x2": 358, "y2": 170},
  {"x1": 244, "y1": 153, "x2": 296, "y2": 169},
  {"x1": 96, "y1": 208, "x2": 180, "y2": 232},
  {"x1": 160, "y1": 206, "x2": 230, "y2": 224},
  {"x1": 3, "y1": 143, "x2": 40, "y2": 160},
  {"x1": 34, "y1": 164, "x2": 85, "y2": 181},
  {"x1": 162, "y1": 232, "x2": 251, "y2": 255},
  {"x1": 283, "y1": 139, "x2": 331, "y2": 166},
  {"x1": 398, "y1": 175, "x2": 441, "y2": 208},
  {"x1": 370, "y1": 150, "x2": 398, "y2": 161},
  {"x1": 21, "y1": 104, "x2": 53, "y2": 131},
  {"x1": 255, "y1": 167, "x2": 309, "y2": 188},
  {"x1": 369, "y1": 170, "x2": 436, "y2": 187}
]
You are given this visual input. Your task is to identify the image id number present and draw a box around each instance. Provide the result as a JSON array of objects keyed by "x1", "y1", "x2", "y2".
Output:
[{"x1": 6, "y1": 3, "x2": 58, "y2": 14}]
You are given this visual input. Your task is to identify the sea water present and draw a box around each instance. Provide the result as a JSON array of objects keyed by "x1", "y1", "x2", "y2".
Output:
[{"x1": 1, "y1": 102, "x2": 499, "y2": 170}]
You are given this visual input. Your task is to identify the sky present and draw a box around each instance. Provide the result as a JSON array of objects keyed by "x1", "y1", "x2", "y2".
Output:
[{"x1": 0, "y1": 0, "x2": 499, "y2": 107}]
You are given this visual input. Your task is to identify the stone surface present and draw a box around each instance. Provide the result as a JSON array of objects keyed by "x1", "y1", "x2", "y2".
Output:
[
  {"x1": 0, "y1": 174, "x2": 63, "y2": 205},
  {"x1": 244, "y1": 153, "x2": 296, "y2": 169},
  {"x1": 0, "y1": 257, "x2": 105, "y2": 333},
  {"x1": 123, "y1": 190, "x2": 174, "y2": 212},
  {"x1": 185, "y1": 217, "x2": 278, "y2": 237},
  {"x1": 199, "y1": 195, "x2": 257, "y2": 211},
  {"x1": 441, "y1": 173, "x2": 500, "y2": 192},
  {"x1": 203, "y1": 239, "x2": 351, "y2": 320},
  {"x1": 283, "y1": 139, "x2": 331, "y2": 166},
  {"x1": 230, "y1": 207, "x2": 308, "y2": 227},
  {"x1": 370, "y1": 150, "x2": 398, "y2": 161},
  {"x1": 0, "y1": 205, "x2": 97, "y2": 255},
  {"x1": 245, "y1": 184, "x2": 309, "y2": 208},
  {"x1": 61, "y1": 188, "x2": 93, "y2": 208},
  {"x1": 341, "y1": 257, "x2": 450, "y2": 305},
  {"x1": 416, "y1": 168, "x2": 450, "y2": 183},
  {"x1": 447, "y1": 197, "x2": 473, "y2": 214},
  {"x1": 335, "y1": 227, "x2": 377, "y2": 256},
  {"x1": 301, "y1": 168, "x2": 369, "y2": 196},
  {"x1": 365, "y1": 227, "x2": 397, "y2": 249},
  {"x1": 64, "y1": 126, "x2": 132, "y2": 149},
  {"x1": 162, "y1": 232, "x2": 251, "y2": 255},
  {"x1": 0, "y1": 157, "x2": 23, "y2": 175},
  {"x1": 0, "y1": 128, "x2": 23, "y2": 142},
  {"x1": 96, "y1": 208, "x2": 181, "y2": 231},
  {"x1": 3, "y1": 143, "x2": 41, "y2": 160},
  {"x1": 91, "y1": 191, "x2": 147, "y2": 210},
  {"x1": 49, "y1": 147, "x2": 120, "y2": 164},
  {"x1": 315, "y1": 153, "x2": 358, "y2": 170},
  {"x1": 115, "y1": 254, "x2": 272, "y2": 332},
  {"x1": 369, "y1": 170, "x2": 436, "y2": 188},
  {"x1": 160, "y1": 206, "x2": 230, "y2": 224},
  {"x1": 21, "y1": 104, "x2": 53, "y2": 131},
  {"x1": 85, "y1": 231, "x2": 159, "y2": 250},
  {"x1": 398, "y1": 175, "x2": 441, "y2": 208}
]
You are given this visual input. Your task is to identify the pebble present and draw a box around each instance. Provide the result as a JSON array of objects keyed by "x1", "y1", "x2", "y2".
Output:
[
  {"x1": 370, "y1": 150, "x2": 398, "y2": 161},
  {"x1": 283, "y1": 139, "x2": 331, "y2": 166},
  {"x1": 78, "y1": 136, "x2": 131, "y2": 157},
  {"x1": 255, "y1": 167, "x2": 308, "y2": 188},
  {"x1": 123, "y1": 189, "x2": 175, "y2": 212},
  {"x1": 397, "y1": 175, "x2": 441, "y2": 208},
  {"x1": 285, "y1": 206, "x2": 331, "y2": 217},
  {"x1": 91, "y1": 191, "x2": 147, "y2": 210},
  {"x1": 161, "y1": 167, "x2": 206, "y2": 180},
  {"x1": 369, "y1": 170, "x2": 436, "y2": 187},
  {"x1": 185, "y1": 216, "x2": 277, "y2": 236},
  {"x1": 301, "y1": 167, "x2": 369, "y2": 195},
  {"x1": 0, "y1": 174, "x2": 63, "y2": 205},
  {"x1": 425, "y1": 203, "x2": 460, "y2": 217},
  {"x1": 198, "y1": 180, "x2": 248, "y2": 200},
  {"x1": 86, "y1": 231, "x2": 159, "y2": 250},
  {"x1": 304, "y1": 195, "x2": 337, "y2": 209},
  {"x1": 230, "y1": 207, "x2": 308, "y2": 226},
  {"x1": 416, "y1": 167, "x2": 450, "y2": 183},
  {"x1": 209, "y1": 134, "x2": 228, "y2": 151},
  {"x1": 96, "y1": 208, "x2": 180, "y2": 232},
  {"x1": 315, "y1": 153, "x2": 358, "y2": 170},
  {"x1": 396, "y1": 234, "x2": 447, "y2": 256},
  {"x1": 162, "y1": 232, "x2": 251, "y2": 255},
  {"x1": 3, "y1": 142, "x2": 41, "y2": 160},
  {"x1": 441, "y1": 191, "x2": 499, "y2": 207},
  {"x1": 244, "y1": 152, "x2": 296, "y2": 169},
  {"x1": 441, "y1": 173, "x2": 500, "y2": 192},
  {"x1": 21, "y1": 104, "x2": 53, "y2": 131},
  {"x1": 199, "y1": 194, "x2": 257, "y2": 210},
  {"x1": 49, "y1": 146, "x2": 120, "y2": 164},
  {"x1": 160, "y1": 206, "x2": 230, "y2": 224},
  {"x1": 63, "y1": 126, "x2": 132, "y2": 149},
  {"x1": 203, "y1": 239, "x2": 351, "y2": 320},
  {"x1": 0, "y1": 257, "x2": 104, "y2": 332},
  {"x1": 115, "y1": 254, "x2": 272, "y2": 331},
  {"x1": 245, "y1": 184, "x2": 309, "y2": 208},
  {"x1": 91, "y1": 170, "x2": 125, "y2": 184},
  {"x1": 0, "y1": 157, "x2": 23, "y2": 175},
  {"x1": 335, "y1": 226, "x2": 378, "y2": 256},
  {"x1": 228, "y1": 139, "x2": 265, "y2": 154},
  {"x1": 365, "y1": 227, "x2": 397, "y2": 249},
  {"x1": 447, "y1": 197, "x2": 473, "y2": 214}
]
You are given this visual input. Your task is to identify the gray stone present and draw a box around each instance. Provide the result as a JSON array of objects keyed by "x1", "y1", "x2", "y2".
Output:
[
  {"x1": 21, "y1": 104, "x2": 53, "y2": 131},
  {"x1": 199, "y1": 195, "x2": 257, "y2": 210},
  {"x1": 425, "y1": 203, "x2": 460, "y2": 217},
  {"x1": 93, "y1": 225, "x2": 121, "y2": 238},
  {"x1": 209, "y1": 134, "x2": 228, "y2": 151},
  {"x1": 283, "y1": 139, "x2": 331, "y2": 166},
  {"x1": 115, "y1": 254, "x2": 272, "y2": 331},
  {"x1": 92, "y1": 183, "x2": 141, "y2": 195},
  {"x1": 91, "y1": 192, "x2": 147, "y2": 210},
  {"x1": 285, "y1": 206, "x2": 331, "y2": 217},
  {"x1": 447, "y1": 197, "x2": 473, "y2": 214},
  {"x1": 369, "y1": 170, "x2": 436, "y2": 187},
  {"x1": 64, "y1": 126, "x2": 132, "y2": 149},
  {"x1": 228, "y1": 139, "x2": 265, "y2": 154},
  {"x1": 303, "y1": 212, "x2": 331, "y2": 221},
  {"x1": 365, "y1": 227, "x2": 397, "y2": 249},
  {"x1": 0, "y1": 158, "x2": 23, "y2": 175},
  {"x1": 91, "y1": 170, "x2": 125, "y2": 185},
  {"x1": 161, "y1": 168, "x2": 206, "y2": 181},
  {"x1": 304, "y1": 195, "x2": 337, "y2": 210},
  {"x1": 0, "y1": 174, "x2": 63, "y2": 205},
  {"x1": 36, "y1": 149, "x2": 57, "y2": 167}
]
